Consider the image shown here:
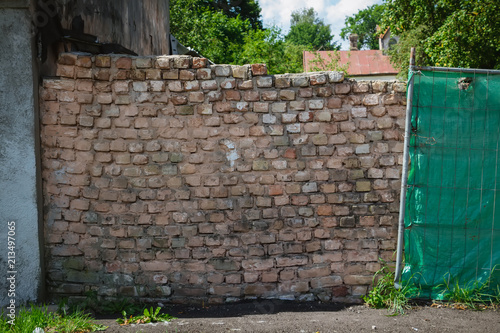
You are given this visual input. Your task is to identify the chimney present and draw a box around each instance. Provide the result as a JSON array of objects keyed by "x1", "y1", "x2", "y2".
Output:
[{"x1": 349, "y1": 34, "x2": 358, "y2": 51}]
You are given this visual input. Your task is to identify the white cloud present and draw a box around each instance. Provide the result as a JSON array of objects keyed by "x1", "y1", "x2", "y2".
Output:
[
  {"x1": 325, "y1": 0, "x2": 380, "y2": 48},
  {"x1": 259, "y1": 0, "x2": 382, "y2": 50}
]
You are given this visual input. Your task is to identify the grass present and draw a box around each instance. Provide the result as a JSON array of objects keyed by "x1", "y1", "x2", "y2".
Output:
[
  {"x1": 0, "y1": 301, "x2": 176, "y2": 331},
  {"x1": 116, "y1": 306, "x2": 176, "y2": 325},
  {"x1": 437, "y1": 271, "x2": 500, "y2": 310},
  {"x1": 0, "y1": 304, "x2": 107, "y2": 333},
  {"x1": 364, "y1": 260, "x2": 500, "y2": 314},
  {"x1": 64, "y1": 292, "x2": 176, "y2": 326},
  {"x1": 363, "y1": 259, "x2": 414, "y2": 315}
]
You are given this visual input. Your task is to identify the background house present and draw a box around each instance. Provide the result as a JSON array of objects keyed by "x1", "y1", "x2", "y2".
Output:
[{"x1": 303, "y1": 34, "x2": 398, "y2": 80}]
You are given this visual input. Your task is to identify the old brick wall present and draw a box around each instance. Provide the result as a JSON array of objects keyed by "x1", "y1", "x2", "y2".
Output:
[{"x1": 40, "y1": 53, "x2": 406, "y2": 304}]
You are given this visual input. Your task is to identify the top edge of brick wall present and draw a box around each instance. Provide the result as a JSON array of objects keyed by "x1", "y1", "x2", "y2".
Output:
[{"x1": 55, "y1": 52, "x2": 406, "y2": 91}]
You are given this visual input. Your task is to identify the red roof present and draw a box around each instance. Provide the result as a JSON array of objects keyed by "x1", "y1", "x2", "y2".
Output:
[{"x1": 303, "y1": 50, "x2": 397, "y2": 76}]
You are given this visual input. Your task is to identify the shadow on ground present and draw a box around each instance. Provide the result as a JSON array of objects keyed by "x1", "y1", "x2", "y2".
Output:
[
  {"x1": 95, "y1": 300, "x2": 352, "y2": 320},
  {"x1": 165, "y1": 300, "x2": 352, "y2": 318}
]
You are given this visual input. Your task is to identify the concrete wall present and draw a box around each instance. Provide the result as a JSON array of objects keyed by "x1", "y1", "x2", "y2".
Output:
[
  {"x1": 0, "y1": 1, "x2": 44, "y2": 306},
  {"x1": 40, "y1": 53, "x2": 406, "y2": 305}
]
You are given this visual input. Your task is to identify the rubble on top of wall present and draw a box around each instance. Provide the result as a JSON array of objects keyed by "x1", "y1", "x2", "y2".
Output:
[{"x1": 54, "y1": 53, "x2": 406, "y2": 92}]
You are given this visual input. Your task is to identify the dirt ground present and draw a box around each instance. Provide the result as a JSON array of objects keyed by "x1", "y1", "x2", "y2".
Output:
[{"x1": 95, "y1": 301, "x2": 500, "y2": 333}]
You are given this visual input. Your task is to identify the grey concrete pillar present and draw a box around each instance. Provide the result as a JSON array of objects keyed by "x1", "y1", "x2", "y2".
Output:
[{"x1": 0, "y1": 0, "x2": 44, "y2": 307}]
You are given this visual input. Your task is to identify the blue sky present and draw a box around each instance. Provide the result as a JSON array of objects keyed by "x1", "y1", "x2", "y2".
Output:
[{"x1": 258, "y1": 0, "x2": 383, "y2": 49}]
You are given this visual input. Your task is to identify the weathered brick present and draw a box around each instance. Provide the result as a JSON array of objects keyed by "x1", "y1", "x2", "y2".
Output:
[
  {"x1": 242, "y1": 258, "x2": 274, "y2": 271},
  {"x1": 298, "y1": 266, "x2": 330, "y2": 278},
  {"x1": 335, "y1": 83, "x2": 351, "y2": 94},
  {"x1": 276, "y1": 256, "x2": 308, "y2": 267},
  {"x1": 340, "y1": 216, "x2": 356, "y2": 228},
  {"x1": 252, "y1": 160, "x2": 269, "y2": 171},
  {"x1": 140, "y1": 261, "x2": 170, "y2": 271},
  {"x1": 251, "y1": 63, "x2": 267, "y2": 76},
  {"x1": 311, "y1": 276, "x2": 343, "y2": 288},
  {"x1": 312, "y1": 134, "x2": 328, "y2": 145}
]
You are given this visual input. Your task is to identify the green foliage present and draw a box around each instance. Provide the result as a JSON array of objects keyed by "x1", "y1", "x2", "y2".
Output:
[
  {"x1": 170, "y1": 2, "x2": 346, "y2": 73},
  {"x1": 206, "y1": 0, "x2": 262, "y2": 29},
  {"x1": 99, "y1": 297, "x2": 144, "y2": 315},
  {"x1": 117, "y1": 307, "x2": 176, "y2": 325},
  {"x1": 382, "y1": 0, "x2": 500, "y2": 76},
  {"x1": 285, "y1": 8, "x2": 339, "y2": 51},
  {"x1": 438, "y1": 270, "x2": 500, "y2": 310},
  {"x1": 237, "y1": 26, "x2": 304, "y2": 74},
  {"x1": 386, "y1": 25, "x2": 428, "y2": 79},
  {"x1": 307, "y1": 50, "x2": 350, "y2": 75},
  {"x1": 0, "y1": 304, "x2": 106, "y2": 332},
  {"x1": 340, "y1": 4, "x2": 385, "y2": 50},
  {"x1": 170, "y1": 0, "x2": 311, "y2": 73},
  {"x1": 425, "y1": 3, "x2": 500, "y2": 69},
  {"x1": 170, "y1": 0, "x2": 253, "y2": 64},
  {"x1": 363, "y1": 260, "x2": 412, "y2": 315}
]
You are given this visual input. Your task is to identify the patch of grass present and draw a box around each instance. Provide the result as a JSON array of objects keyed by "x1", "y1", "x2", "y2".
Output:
[
  {"x1": 117, "y1": 306, "x2": 176, "y2": 325},
  {"x1": 0, "y1": 304, "x2": 107, "y2": 332},
  {"x1": 438, "y1": 271, "x2": 500, "y2": 310},
  {"x1": 99, "y1": 296, "x2": 145, "y2": 315},
  {"x1": 363, "y1": 259, "x2": 413, "y2": 315}
]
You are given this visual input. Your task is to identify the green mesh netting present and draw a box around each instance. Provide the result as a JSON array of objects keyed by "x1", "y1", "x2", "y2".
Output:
[{"x1": 403, "y1": 68, "x2": 500, "y2": 299}]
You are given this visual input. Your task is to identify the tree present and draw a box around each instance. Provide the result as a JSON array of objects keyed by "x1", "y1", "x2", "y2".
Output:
[
  {"x1": 207, "y1": 0, "x2": 263, "y2": 29},
  {"x1": 285, "y1": 8, "x2": 339, "y2": 51},
  {"x1": 170, "y1": 0, "x2": 253, "y2": 64},
  {"x1": 340, "y1": 4, "x2": 384, "y2": 50},
  {"x1": 382, "y1": 0, "x2": 500, "y2": 77},
  {"x1": 171, "y1": 2, "x2": 342, "y2": 74},
  {"x1": 237, "y1": 26, "x2": 304, "y2": 74}
]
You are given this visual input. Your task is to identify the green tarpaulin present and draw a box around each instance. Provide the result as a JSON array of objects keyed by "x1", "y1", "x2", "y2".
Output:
[{"x1": 403, "y1": 68, "x2": 500, "y2": 299}]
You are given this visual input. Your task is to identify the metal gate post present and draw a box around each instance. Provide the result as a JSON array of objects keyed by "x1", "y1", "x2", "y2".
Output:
[{"x1": 394, "y1": 47, "x2": 416, "y2": 287}]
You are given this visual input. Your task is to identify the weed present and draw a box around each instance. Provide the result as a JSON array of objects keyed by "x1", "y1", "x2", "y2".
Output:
[
  {"x1": 363, "y1": 259, "x2": 413, "y2": 315},
  {"x1": 100, "y1": 296, "x2": 145, "y2": 315},
  {"x1": 66, "y1": 290, "x2": 99, "y2": 314},
  {"x1": 307, "y1": 50, "x2": 350, "y2": 76},
  {"x1": 438, "y1": 271, "x2": 500, "y2": 310},
  {"x1": 117, "y1": 306, "x2": 176, "y2": 325},
  {"x1": 0, "y1": 304, "x2": 107, "y2": 332},
  {"x1": 48, "y1": 310, "x2": 107, "y2": 332}
]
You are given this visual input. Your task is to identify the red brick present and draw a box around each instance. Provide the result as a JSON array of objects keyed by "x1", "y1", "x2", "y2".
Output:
[
  {"x1": 251, "y1": 64, "x2": 267, "y2": 76},
  {"x1": 262, "y1": 271, "x2": 278, "y2": 282},
  {"x1": 268, "y1": 185, "x2": 283, "y2": 196},
  {"x1": 115, "y1": 57, "x2": 131, "y2": 69},
  {"x1": 212, "y1": 286, "x2": 242, "y2": 297},
  {"x1": 192, "y1": 57, "x2": 208, "y2": 68},
  {"x1": 291, "y1": 196, "x2": 309, "y2": 206},
  {"x1": 344, "y1": 275, "x2": 373, "y2": 285},
  {"x1": 317, "y1": 205, "x2": 333, "y2": 216},
  {"x1": 283, "y1": 148, "x2": 296, "y2": 159},
  {"x1": 70, "y1": 199, "x2": 90, "y2": 211},
  {"x1": 243, "y1": 284, "x2": 275, "y2": 296},
  {"x1": 298, "y1": 266, "x2": 330, "y2": 279},
  {"x1": 140, "y1": 261, "x2": 171, "y2": 271},
  {"x1": 242, "y1": 259, "x2": 274, "y2": 271},
  {"x1": 276, "y1": 256, "x2": 308, "y2": 267}
]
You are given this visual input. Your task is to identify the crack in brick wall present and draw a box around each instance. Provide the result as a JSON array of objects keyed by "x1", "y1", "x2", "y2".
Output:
[{"x1": 40, "y1": 53, "x2": 407, "y2": 304}]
